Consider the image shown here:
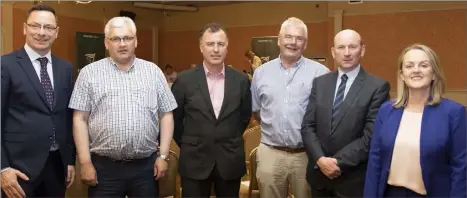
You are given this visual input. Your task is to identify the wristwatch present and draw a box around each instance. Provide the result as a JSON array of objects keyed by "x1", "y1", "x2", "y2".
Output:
[{"x1": 159, "y1": 154, "x2": 169, "y2": 161}]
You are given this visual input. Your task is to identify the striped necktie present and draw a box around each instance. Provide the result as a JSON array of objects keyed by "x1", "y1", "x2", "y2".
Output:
[{"x1": 332, "y1": 74, "x2": 348, "y2": 128}]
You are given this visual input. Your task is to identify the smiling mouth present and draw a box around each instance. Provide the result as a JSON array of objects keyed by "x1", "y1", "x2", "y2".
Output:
[{"x1": 34, "y1": 38, "x2": 48, "y2": 42}]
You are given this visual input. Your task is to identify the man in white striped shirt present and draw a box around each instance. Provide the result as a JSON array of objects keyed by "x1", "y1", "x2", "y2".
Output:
[{"x1": 69, "y1": 16, "x2": 177, "y2": 197}]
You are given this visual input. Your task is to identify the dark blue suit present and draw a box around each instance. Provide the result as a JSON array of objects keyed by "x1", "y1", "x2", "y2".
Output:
[
  {"x1": 1, "y1": 48, "x2": 75, "y2": 195},
  {"x1": 364, "y1": 99, "x2": 466, "y2": 198}
]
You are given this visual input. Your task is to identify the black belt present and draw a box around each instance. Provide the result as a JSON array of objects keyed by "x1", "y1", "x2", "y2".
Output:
[
  {"x1": 263, "y1": 143, "x2": 305, "y2": 153},
  {"x1": 91, "y1": 153, "x2": 154, "y2": 163}
]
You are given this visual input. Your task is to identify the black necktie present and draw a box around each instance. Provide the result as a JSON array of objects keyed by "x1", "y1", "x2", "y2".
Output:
[
  {"x1": 37, "y1": 57, "x2": 55, "y2": 108},
  {"x1": 37, "y1": 57, "x2": 58, "y2": 150},
  {"x1": 332, "y1": 74, "x2": 348, "y2": 128}
]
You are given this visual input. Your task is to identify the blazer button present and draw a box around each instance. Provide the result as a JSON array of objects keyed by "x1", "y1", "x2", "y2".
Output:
[{"x1": 49, "y1": 136, "x2": 53, "y2": 140}]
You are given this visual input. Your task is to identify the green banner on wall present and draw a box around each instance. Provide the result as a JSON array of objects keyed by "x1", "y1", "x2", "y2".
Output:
[
  {"x1": 251, "y1": 36, "x2": 280, "y2": 64},
  {"x1": 75, "y1": 32, "x2": 105, "y2": 73}
]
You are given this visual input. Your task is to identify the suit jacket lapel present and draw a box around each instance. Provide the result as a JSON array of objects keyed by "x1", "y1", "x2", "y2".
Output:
[
  {"x1": 16, "y1": 48, "x2": 49, "y2": 109},
  {"x1": 196, "y1": 66, "x2": 216, "y2": 119},
  {"x1": 325, "y1": 71, "x2": 338, "y2": 133},
  {"x1": 331, "y1": 68, "x2": 366, "y2": 133},
  {"x1": 51, "y1": 55, "x2": 61, "y2": 109},
  {"x1": 217, "y1": 67, "x2": 234, "y2": 121}
]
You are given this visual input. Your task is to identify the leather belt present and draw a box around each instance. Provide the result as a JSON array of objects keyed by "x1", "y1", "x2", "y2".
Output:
[
  {"x1": 266, "y1": 144, "x2": 305, "y2": 153},
  {"x1": 91, "y1": 153, "x2": 154, "y2": 164}
]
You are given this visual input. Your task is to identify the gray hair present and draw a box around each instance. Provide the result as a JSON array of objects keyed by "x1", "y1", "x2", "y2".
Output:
[
  {"x1": 279, "y1": 17, "x2": 308, "y2": 38},
  {"x1": 104, "y1": 17, "x2": 137, "y2": 37}
]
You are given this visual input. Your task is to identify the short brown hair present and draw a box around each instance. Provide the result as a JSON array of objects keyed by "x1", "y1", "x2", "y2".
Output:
[
  {"x1": 245, "y1": 50, "x2": 255, "y2": 58},
  {"x1": 393, "y1": 44, "x2": 445, "y2": 108},
  {"x1": 199, "y1": 22, "x2": 227, "y2": 40},
  {"x1": 27, "y1": 4, "x2": 58, "y2": 22}
]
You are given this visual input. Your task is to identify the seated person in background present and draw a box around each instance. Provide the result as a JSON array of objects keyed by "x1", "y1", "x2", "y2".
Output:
[
  {"x1": 245, "y1": 49, "x2": 262, "y2": 73},
  {"x1": 164, "y1": 64, "x2": 177, "y2": 87},
  {"x1": 364, "y1": 44, "x2": 466, "y2": 198}
]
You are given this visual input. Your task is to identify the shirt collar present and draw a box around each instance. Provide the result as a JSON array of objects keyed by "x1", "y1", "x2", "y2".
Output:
[
  {"x1": 279, "y1": 55, "x2": 304, "y2": 69},
  {"x1": 338, "y1": 64, "x2": 360, "y2": 81},
  {"x1": 203, "y1": 63, "x2": 225, "y2": 77},
  {"x1": 24, "y1": 44, "x2": 52, "y2": 64},
  {"x1": 108, "y1": 56, "x2": 137, "y2": 71}
]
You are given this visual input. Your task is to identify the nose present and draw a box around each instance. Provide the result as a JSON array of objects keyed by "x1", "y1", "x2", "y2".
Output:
[
  {"x1": 290, "y1": 37, "x2": 298, "y2": 45},
  {"x1": 118, "y1": 39, "x2": 127, "y2": 47},
  {"x1": 213, "y1": 44, "x2": 219, "y2": 52},
  {"x1": 413, "y1": 65, "x2": 422, "y2": 72},
  {"x1": 38, "y1": 26, "x2": 46, "y2": 35},
  {"x1": 344, "y1": 47, "x2": 351, "y2": 56}
]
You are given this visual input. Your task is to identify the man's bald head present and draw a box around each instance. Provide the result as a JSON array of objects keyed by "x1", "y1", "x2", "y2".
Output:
[
  {"x1": 331, "y1": 29, "x2": 365, "y2": 72},
  {"x1": 333, "y1": 29, "x2": 363, "y2": 47}
]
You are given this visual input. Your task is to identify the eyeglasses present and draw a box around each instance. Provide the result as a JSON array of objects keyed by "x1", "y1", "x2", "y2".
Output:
[
  {"x1": 26, "y1": 23, "x2": 57, "y2": 32},
  {"x1": 107, "y1": 36, "x2": 135, "y2": 44},
  {"x1": 282, "y1": 34, "x2": 306, "y2": 44}
]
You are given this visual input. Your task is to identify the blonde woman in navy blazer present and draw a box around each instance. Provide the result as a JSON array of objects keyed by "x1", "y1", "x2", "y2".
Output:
[{"x1": 364, "y1": 44, "x2": 466, "y2": 198}]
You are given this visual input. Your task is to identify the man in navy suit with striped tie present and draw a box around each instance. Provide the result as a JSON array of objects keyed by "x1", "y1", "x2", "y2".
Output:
[
  {"x1": 1, "y1": 4, "x2": 75, "y2": 198},
  {"x1": 301, "y1": 29, "x2": 390, "y2": 197}
]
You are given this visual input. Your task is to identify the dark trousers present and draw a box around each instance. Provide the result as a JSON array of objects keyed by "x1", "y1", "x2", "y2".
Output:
[
  {"x1": 385, "y1": 185, "x2": 426, "y2": 197},
  {"x1": 312, "y1": 187, "x2": 341, "y2": 198},
  {"x1": 88, "y1": 153, "x2": 159, "y2": 198},
  {"x1": 311, "y1": 184, "x2": 363, "y2": 198},
  {"x1": 2, "y1": 151, "x2": 66, "y2": 197},
  {"x1": 181, "y1": 165, "x2": 241, "y2": 198}
]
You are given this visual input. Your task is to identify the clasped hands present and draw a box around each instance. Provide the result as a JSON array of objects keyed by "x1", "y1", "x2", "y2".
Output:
[{"x1": 317, "y1": 157, "x2": 341, "y2": 180}]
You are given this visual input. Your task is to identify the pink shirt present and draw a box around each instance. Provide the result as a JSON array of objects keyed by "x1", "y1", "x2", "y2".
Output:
[{"x1": 204, "y1": 65, "x2": 225, "y2": 118}]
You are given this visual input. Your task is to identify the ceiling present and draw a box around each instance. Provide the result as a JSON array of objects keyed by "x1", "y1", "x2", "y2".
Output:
[{"x1": 153, "y1": 1, "x2": 246, "y2": 7}]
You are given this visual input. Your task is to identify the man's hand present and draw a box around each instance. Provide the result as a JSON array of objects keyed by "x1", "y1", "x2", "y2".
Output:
[
  {"x1": 80, "y1": 162, "x2": 97, "y2": 186},
  {"x1": 317, "y1": 157, "x2": 341, "y2": 179},
  {"x1": 1, "y1": 168, "x2": 29, "y2": 198},
  {"x1": 154, "y1": 158, "x2": 168, "y2": 180},
  {"x1": 66, "y1": 165, "x2": 76, "y2": 188}
]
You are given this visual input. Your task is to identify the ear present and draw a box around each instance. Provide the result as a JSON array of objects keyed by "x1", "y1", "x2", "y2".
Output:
[
  {"x1": 54, "y1": 27, "x2": 60, "y2": 39},
  {"x1": 277, "y1": 35, "x2": 281, "y2": 47},
  {"x1": 134, "y1": 36, "x2": 138, "y2": 48},
  {"x1": 23, "y1": 23, "x2": 27, "y2": 35},
  {"x1": 104, "y1": 39, "x2": 109, "y2": 50},
  {"x1": 331, "y1": 47, "x2": 336, "y2": 59},
  {"x1": 361, "y1": 44, "x2": 366, "y2": 57},
  {"x1": 399, "y1": 70, "x2": 404, "y2": 81}
]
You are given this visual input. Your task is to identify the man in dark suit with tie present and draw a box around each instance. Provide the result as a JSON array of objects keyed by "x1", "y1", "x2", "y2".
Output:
[
  {"x1": 1, "y1": 4, "x2": 75, "y2": 198},
  {"x1": 171, "y1": 22, "x2": 252, "y2": 197},
  {"x1": 301, "y1": 29, "x2": 390, "y2": 197}
]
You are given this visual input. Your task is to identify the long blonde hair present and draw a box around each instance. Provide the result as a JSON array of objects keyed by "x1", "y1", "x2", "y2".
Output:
[{"x1": 393, "y1": 44, "x2": 445, "y2": 108}]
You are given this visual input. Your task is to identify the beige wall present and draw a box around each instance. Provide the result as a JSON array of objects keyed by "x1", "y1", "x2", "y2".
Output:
[
  {"x1": 327, "y1": 1, "x2": 466, "y2": 16},
  {"x1": 160, "y1": 1, "x2": 466, "y2": 104},
  {"x1": 163, "y1": 2, "x2": 328, "y2": 31},
  {"x1": 163, "y1": 1, "x2": 466, "y2": 30},
  {"x1": 1, "y1": 1, "x2": 163, "y2": 63}
]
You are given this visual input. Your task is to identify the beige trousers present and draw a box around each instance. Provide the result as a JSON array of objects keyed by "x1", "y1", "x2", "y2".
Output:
[{"x1": 256, "y1": 143, "x2": 311, "y2": 198}]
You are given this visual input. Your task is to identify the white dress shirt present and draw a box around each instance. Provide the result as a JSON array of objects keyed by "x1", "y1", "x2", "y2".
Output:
[
  {"x1": 24, "y1": 44, "x2": 54, "y2": 89},
  {"x1": 333, "y1": 65, "x2": 361, "y2": 102}
]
